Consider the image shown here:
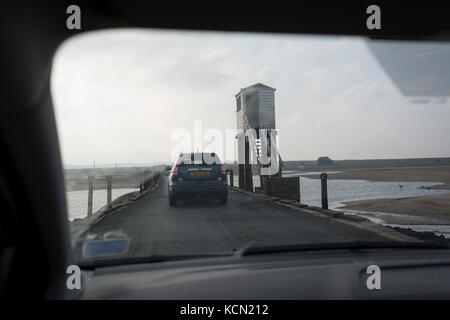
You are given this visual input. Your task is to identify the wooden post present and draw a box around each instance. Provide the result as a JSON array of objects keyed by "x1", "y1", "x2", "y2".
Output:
[
  {"x1": 150, "y1": 171, "x2": 153, "y2": 184},
  {"x1": 277, "y1": 155, "x2": 283, "y2": 177},
  {"x1": 238, "y1": 164, "x2": 244, "y2": 189},
  {"x1": 227, "y1": 169, "x2": 234, "y2": 187},
  {"x1": 320, "y1": 173, "x2": 328, "y2": 209},
  {"x1": 143, "y1": 170, "x2": 147, "y2": 190},
  {"x1": 244, "y1": 137, "x2": 253, "y2": 192},
  {"x1": 237, "y1": 133, "x2": 245, "y2": 189},
  {"x1": 148, "y1": 170, "x2": 153, "y2": 189},
  {"x1": 87, "y1": 175, "x2": 93, "y2": 216},
  {"x1": 107, "y1": 175, "x2": 112, "y2": 209}
]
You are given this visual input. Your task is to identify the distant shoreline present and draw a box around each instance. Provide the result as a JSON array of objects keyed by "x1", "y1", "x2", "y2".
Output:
[{"x1": 304, "y1": 166, "x2": 450, "y2": 190}]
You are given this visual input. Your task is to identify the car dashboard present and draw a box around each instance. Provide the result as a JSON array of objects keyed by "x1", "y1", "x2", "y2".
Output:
[{"x1": 80, "y1": 248, "x2": 450, "y2": 299}]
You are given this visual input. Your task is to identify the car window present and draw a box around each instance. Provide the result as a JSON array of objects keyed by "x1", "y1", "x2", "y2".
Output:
[{"x1": 51, "y1": 29, "x2": 450, "y2": 266}]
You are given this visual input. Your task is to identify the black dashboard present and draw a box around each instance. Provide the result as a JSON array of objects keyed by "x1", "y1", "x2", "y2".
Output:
[{"x1": 81, "y1": 248, "x2": 450, "y2": 299}]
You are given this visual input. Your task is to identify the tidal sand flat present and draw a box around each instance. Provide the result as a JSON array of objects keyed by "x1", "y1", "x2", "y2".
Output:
[{"x1": 343, "y1": 194, "x2": 450, "y2": 224}]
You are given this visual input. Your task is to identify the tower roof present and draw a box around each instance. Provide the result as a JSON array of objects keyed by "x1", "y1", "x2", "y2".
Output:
[{"x1": 235, "y1": 83, "x2": 276, "y2": 97}]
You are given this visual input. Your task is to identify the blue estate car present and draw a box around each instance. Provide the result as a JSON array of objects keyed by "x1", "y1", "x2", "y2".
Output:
[{"x1": 168, "y1": 152, "x2": 228, "y2": 206}]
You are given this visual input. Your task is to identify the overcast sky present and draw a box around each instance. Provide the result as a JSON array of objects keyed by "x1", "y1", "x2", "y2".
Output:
[{"x1": 51, "y1": 29, "x2": 450, "y2": 166}]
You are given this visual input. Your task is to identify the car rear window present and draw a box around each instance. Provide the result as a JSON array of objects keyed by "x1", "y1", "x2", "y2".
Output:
[{"x1": 178, "y1": 153, "x2": 221, "y2": 165}]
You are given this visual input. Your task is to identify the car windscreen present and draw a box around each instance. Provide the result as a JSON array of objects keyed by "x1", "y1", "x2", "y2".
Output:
[{"x1": 51, "y1": 29, "x2": 450, "y2": 266}]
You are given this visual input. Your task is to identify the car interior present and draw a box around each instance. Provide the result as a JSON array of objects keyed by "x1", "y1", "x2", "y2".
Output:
[{"x1": 1, "y1": 0, "x2": 450, "y2": 300}]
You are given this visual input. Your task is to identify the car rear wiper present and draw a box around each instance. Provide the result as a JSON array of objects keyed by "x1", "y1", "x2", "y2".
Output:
[{"x1": 239, "y1": 240, "x2": 450, "y2": 257}]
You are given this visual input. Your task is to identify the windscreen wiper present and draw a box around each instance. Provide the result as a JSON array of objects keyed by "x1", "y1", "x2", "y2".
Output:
[
  {"x1": 78, "y1": 240, "x2": 450, "y2": 268},
  {"x1": 78, "y1": 252, "x2": 235, "y2": 269},
  {"x1": 240, "y1": 240, "x2": 450, "y2": 257}
]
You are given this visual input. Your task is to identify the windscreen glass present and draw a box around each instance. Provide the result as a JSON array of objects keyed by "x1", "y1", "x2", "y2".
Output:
[{"x1": 51, "y1": 29, "x2": 450, "y2": 265}]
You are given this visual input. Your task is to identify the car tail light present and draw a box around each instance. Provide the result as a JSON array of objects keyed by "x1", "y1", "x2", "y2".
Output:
[
  {"x1": 215, "y1": 156, "x2": 227, "y2": 177},
  {"x1": 219, "y1": 164, "x2": 226, "y2": 177}
]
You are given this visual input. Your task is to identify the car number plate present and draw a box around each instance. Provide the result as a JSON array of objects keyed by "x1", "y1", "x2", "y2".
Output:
[{"x1": 191, "y1": 171, "x2": 210, "y2": 176}]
